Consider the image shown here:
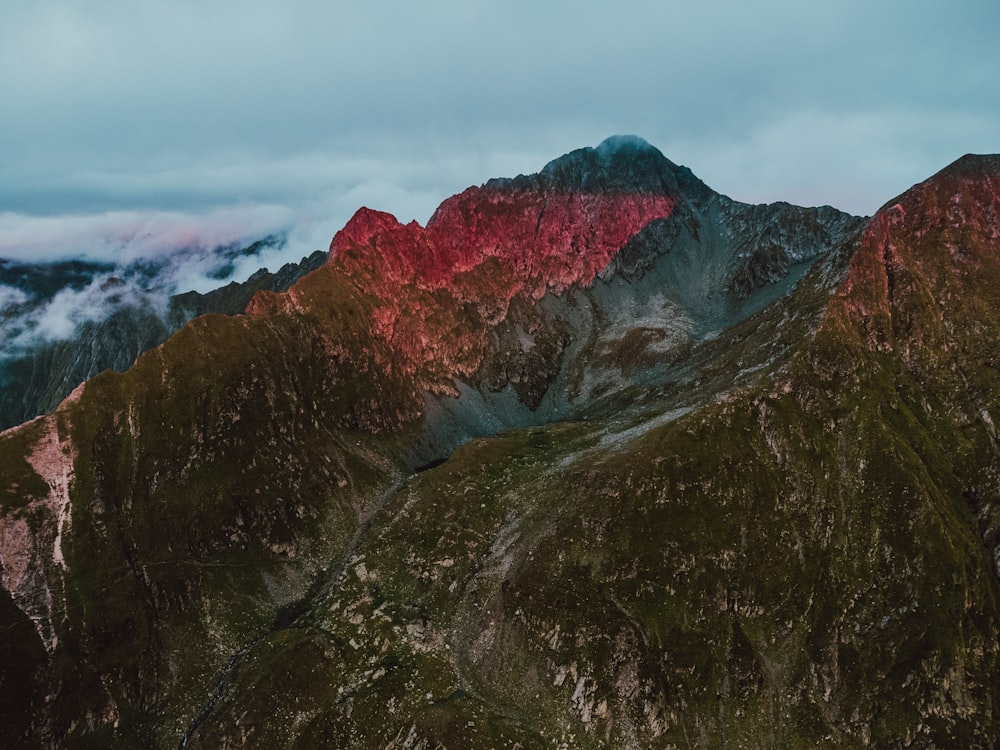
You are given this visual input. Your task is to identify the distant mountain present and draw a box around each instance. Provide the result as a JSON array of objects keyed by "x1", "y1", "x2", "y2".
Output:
[
  {"x1": 0, "y1": 257, "x2": 117, "y2": 300},
  {"x1": 1, "y1": 138, "x2": 997, "y2": 748},
  {"x1": 0, "y1": 244, "x2": 327, "y2": 430}
]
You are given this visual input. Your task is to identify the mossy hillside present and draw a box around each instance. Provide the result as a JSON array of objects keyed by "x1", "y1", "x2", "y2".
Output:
[
  {"x1": 763, "y1": 339, "x2": 999, "y2": 744},
  {"x1": 464, "y1": 380, "x2": 996, "y2": 746},
  {"x1": 27, "y1": 268, "x2": 431, "y2": 746},
  {"x1": 488, "y1": 403, "x2": 822, "y2": 746},
  {"x1": 354, "y1": 423, "x2": 601, "y2": 617},
  {"x1": 189, "y1": 423, "x2": 607, "y2": 748},
  {"x1": 184, "y1": 351, "x2": 999, "y2": 748},
  {"x1": 186, "y1": 622, "x2": 550, "y2": 749},
  {"x1": 0, "y1": 415, "x2": 77, "y2": 749},
  {"x1": 801, "y1": 182, "x2": 1000, "y2": 574},
  {"x1": 0, "y1": 583, "x2": 48, "y2": 748}
]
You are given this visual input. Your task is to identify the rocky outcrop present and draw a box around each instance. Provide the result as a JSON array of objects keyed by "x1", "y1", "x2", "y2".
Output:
[{"x1": 0, "y1": 403, "x2": 78, "y2": 653}]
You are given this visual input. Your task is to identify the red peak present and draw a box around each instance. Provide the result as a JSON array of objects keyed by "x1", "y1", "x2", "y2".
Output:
[
  {"x1": 330, "y1": 186, "x2": 674, "y2": 294},
  {"x1": 871, "y1": 154, "x2": 1000, "y2": 223},
  {"x1": 330, "y1": 207, "x2": 415, "y2": 257},
  {"x1": 827, "y1": 153, "x2": 1000, "y2": 357},
  {"x1": 930, "y1": 153, "x2": 1000, "y2": 183}
]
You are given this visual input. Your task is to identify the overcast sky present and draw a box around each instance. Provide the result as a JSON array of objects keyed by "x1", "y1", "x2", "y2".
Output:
[{"x1": 1, "y1": 0, "x2": 998, "y2": 269}]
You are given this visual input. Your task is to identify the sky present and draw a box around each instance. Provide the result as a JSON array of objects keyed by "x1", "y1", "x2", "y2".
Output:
[{"x1": 1, "y1": 0, "x2": 998, "y2": 279}]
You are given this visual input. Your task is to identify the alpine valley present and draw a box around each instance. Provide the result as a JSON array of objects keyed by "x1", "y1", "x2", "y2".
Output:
[{"x1": 1, "y1": 136, "x2": 998, "y2": 749}]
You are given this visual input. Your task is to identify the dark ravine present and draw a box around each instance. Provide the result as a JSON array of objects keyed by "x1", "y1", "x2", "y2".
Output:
[
  {"x1": 177, "y1": 632, "x2": 269, "y2": 749},
  {"x1": 1, "y1": 138, "x2": 998, "y2": 748}
]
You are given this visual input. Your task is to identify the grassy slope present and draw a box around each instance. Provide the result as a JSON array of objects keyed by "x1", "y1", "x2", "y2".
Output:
[{"x1": 188, "y1": 164, "x2": 1000, "y2": 748}]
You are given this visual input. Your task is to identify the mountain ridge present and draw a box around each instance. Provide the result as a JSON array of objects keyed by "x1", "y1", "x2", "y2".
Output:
[{"x1": 1, "y1": 140, "x2": 998, "y2": 748}]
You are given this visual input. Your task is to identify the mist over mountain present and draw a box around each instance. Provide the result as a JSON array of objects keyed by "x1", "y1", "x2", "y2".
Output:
[
  {"x1": 1, "y1": 138, "x2": 998, "y2": 749},
  {"x1": 0, "y1": 240, "x2": 327, "y2": 431}
]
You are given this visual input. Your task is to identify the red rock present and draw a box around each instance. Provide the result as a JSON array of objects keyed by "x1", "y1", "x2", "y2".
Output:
[
  {"x1": 826, "y1": 155, "x2": 1000, "y2": 357},
  {"x1": 330, "y1": 187, "x2": 674, "y2": 295},
  {"x1": 317, "y1": 184, "x2": 675, "y2": 390}
]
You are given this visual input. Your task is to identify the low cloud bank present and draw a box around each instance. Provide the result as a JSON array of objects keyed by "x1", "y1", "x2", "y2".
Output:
[
  {"x1": 0, "y1": 205, "x2": 297, "y2": 265},
  {"x1": 0, "y1": 204, "x2": 346, "y2": 359}
]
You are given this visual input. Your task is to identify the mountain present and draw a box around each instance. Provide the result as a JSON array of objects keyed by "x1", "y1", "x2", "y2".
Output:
[
  {"x1": 0, "y1": 247, "x2": 327, "y2": 431},
  {"x1": 1, "y1": 138, "x2": 997, "y2": 748}
]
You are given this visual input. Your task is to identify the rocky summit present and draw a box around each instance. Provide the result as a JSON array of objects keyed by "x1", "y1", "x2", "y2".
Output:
[{"x1": 1, "y1": 137, "x2": 998, "y2": 748}]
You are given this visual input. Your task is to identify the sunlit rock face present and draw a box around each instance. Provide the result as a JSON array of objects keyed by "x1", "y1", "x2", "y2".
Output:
[{"x1": 1, "y1": 140, "x2": 998, "y2": 749}]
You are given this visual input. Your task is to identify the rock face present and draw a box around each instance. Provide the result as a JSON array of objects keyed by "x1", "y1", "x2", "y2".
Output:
[{"x1": 1, "y1": 138, "x2": 998, "y2": 749}]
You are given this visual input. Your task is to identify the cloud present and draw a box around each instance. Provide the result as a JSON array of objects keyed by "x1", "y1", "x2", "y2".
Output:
[
  {"x1": 0, "y1": 268, "x2": 160, "y2": 359},
  {"x1": 0, "y1": 286, "x2": 30, "y2": 312},
  {"x1": 26, "y1": 274, "x2": 163, "y2": 344},
  {"x1": 1, "y1": 0, "x2": 996, "y2": 223},
  {"x1": 0, "y1": 204, "x2": 332, "y2": 359},
  {"x1": 0, "y1": 205, "x2": 296, "y2": 264}
]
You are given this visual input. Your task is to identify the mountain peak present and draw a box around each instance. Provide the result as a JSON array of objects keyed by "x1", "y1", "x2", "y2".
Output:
[
  {"x1": 478, "y1": 135, "x2": 697, "y2": 197},
  {"x1": 593, "y1": 133, "x2": 661, "y2": 156},
  {"x1": 871, "y1": 151, "x2": 1000, "y2": 224},
  {"x1": 4, "y1": 145, "x2": 999, "y2": 748},
  {"x1": 938, "y1": 152, "x2": 1000, "y2": 178},
  {"x1": 898, "y1": 153, "x2": 1000, "y2": 205},
  {"x1": 830, "y1": 151, "x2": 1000, "y2": 361},
  {"x1": 331, "y1": 206, "x2": 410, "y2": 253},
  {"x1": 536, "y1": 135, "x2": 681, "y2": 195}
]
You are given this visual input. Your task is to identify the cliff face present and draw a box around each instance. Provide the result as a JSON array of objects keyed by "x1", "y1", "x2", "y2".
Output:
[{"x1": 1, "y1": 139, "x2": 997, "y2": 749}]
